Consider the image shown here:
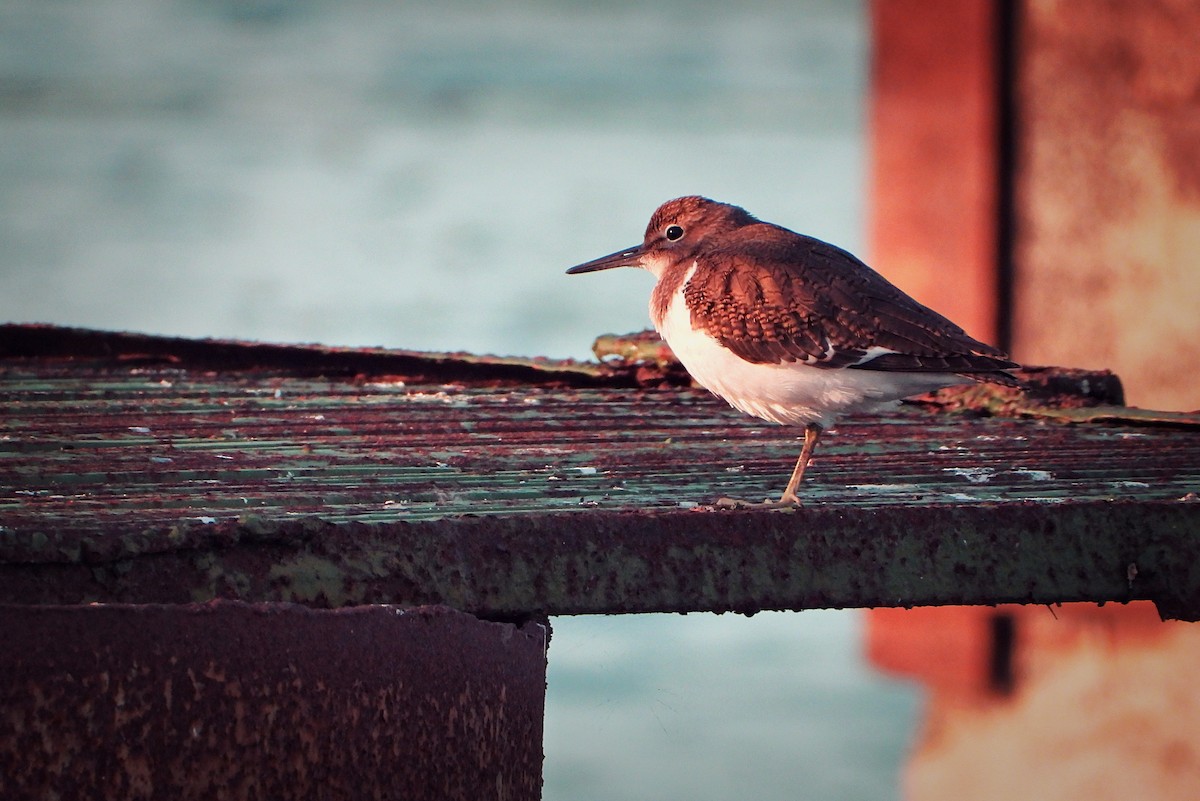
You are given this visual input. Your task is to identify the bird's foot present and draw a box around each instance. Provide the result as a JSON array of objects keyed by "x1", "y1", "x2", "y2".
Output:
[
  {"x1": 777, "y1": 490, "x2": 803, "y2": 506},
  {"x1": 711, "y1": 495, "x2": 801, "y2": 510}
]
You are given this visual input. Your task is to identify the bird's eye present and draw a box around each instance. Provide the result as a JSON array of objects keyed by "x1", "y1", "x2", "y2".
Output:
[{"x1": 665, "y1": 225, "x2": 685, "y2": 241}]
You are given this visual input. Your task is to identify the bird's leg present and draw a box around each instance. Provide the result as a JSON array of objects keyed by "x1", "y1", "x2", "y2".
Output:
[
  {"x1": 779, "y1": 424, "x2": 823, "y2": 505},
  {"x1": 712, "y1": 423, "x2": 823, "y2": 509}
]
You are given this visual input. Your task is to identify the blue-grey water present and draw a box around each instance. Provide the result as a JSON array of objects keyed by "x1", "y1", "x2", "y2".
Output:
[{"x1": 1, "y1": 1, "x2": 920, "y2": 797}]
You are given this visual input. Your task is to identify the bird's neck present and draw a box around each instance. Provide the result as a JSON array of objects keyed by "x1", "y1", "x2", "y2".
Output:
[{"x1": 649, "y1": 260, "x2": 695, "y2": 329}]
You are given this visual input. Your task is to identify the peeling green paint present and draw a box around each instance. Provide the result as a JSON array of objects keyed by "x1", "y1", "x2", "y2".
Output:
[{"x1": 269, "y1": 553, "x2": 353, "y2": 607}]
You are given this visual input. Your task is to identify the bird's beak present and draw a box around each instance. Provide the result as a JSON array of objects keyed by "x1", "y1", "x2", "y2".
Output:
[{"x1": 565, "y1": 245, "x2": 643, "y2": 275}]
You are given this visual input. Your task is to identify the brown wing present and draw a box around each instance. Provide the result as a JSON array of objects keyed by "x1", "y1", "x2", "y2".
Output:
[{"x1": 681, "y1": 227, "x2": 1018, "y2": 376}]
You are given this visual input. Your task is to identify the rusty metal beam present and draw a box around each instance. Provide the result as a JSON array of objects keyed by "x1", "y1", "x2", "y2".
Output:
[
  {"x1": 1, "y1": 502, "x2": 1196, "y2": 620},
  {"x1": 0, "y1": 322, "x2": 625, "y2": 387},
  {"x1": 3, "y1": 325, "x2": 1199, "y2": 620}
]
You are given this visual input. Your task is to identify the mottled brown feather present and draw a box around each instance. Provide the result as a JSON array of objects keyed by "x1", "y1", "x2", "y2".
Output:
[{"x1": 680, "y1": 224, "x2": 1017, "y2": 377}]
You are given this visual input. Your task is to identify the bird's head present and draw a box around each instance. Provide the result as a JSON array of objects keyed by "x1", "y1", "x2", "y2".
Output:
[{"x1": 566, "y1": 196, "x2": 758, "y2": 279}]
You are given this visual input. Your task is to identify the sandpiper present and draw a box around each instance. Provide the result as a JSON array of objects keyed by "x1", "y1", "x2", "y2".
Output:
[{"x1": 567, "y1": 195, "x2": 1018, "y2": 504}]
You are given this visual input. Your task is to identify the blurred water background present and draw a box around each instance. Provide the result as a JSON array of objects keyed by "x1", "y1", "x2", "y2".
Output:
[{"x1": 0, "y1": 1, "x2": 921, "y2": 798}]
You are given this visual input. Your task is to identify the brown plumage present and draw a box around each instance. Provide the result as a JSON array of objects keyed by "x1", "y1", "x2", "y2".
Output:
[
  {"x1": 567, "y1": 196, "x2": 1020, "y2": 504},
  {"x1": 650, "y1": 199, "x2": 1016, "y2": 378}
]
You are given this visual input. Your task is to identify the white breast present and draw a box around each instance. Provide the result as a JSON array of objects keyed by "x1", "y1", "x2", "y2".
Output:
[{"x1": 652, "y1": 266, "x2": 964, "y2": 428}]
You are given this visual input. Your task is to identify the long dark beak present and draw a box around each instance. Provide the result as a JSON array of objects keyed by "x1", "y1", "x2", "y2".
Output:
[{"x1": 565, "y1": 245, "x2": 643, "y2": 275}]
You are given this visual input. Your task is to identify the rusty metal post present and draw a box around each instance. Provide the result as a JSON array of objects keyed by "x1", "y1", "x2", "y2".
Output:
[
  {"x1": 868, "y1": 0, "x2": 1004, "y2": 344},
  {"x1": 0, "y1": 602, "x2": 548, "y2": 801}
]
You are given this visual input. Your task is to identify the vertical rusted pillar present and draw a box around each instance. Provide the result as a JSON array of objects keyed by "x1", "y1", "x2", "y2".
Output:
[
  {"x1": 0, "y1": 602, "x2": 547, "y2": 801},
  {"x1": 868, "y1": 0, "x2": 1004, "y2": 344}
]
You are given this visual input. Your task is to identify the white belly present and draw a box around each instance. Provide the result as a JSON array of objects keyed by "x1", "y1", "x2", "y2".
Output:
[{"x1": 653, "y1": 274, "x2": 963, "y2": 428}]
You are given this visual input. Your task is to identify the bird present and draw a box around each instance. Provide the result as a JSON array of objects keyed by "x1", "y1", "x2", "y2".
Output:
[{"x1": 566, "y1": 195, "x2": 1019, "y2": 505}]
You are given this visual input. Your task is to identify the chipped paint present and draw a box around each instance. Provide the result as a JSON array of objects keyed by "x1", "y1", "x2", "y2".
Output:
[{"x1": 945, "y1": 467, "x2": 997, "y2": 484}]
